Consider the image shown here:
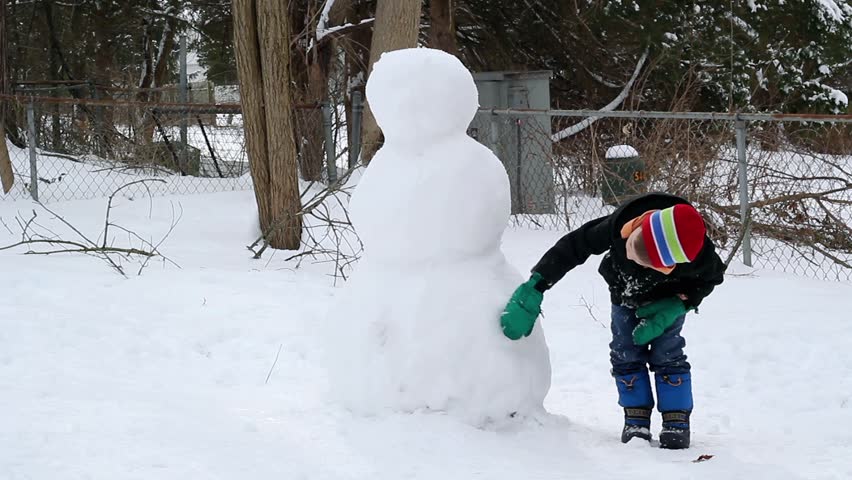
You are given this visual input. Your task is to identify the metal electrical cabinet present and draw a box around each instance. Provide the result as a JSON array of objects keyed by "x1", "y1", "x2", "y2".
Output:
[{"x1": 469, "y1": 71, "x2": 554, "y2": 215}]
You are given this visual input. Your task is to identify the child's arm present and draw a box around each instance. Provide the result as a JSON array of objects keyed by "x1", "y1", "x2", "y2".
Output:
[
  {"x1": 531, "y1": 215, "x2": 614, "y2": 291},
  {"x1": 678, "y1": 244, "x2": 726, "y2": 309}
]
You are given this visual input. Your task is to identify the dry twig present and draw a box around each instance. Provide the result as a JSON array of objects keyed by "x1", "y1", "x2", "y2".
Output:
[
  {"x1": 248, "y1": 167, "x2": 363, "y2": 282},
  {"x1": 0, "y1": 179, "x2": 180, "y2": 276}
]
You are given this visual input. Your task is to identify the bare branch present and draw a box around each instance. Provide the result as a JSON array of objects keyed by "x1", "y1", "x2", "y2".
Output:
[
  {"x1": 1, "y1": 181, "x2": 178, "y2": 277},
  {"x1": 552, "y1": 49, "x2": 649, "y2": 142},
  {"x1": 247, "y1": 166, "x2": 362, "y2": 281}
]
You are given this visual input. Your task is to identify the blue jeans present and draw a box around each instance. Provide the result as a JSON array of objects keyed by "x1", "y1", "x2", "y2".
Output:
[{"x1": 609, "y1": 304, "x2": 690, "y2": 376}]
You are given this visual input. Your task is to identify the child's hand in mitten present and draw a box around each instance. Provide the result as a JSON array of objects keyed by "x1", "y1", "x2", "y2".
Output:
[
  {"x1": 500, "y1": 273, "x2": 544, "y2": 340},
  {"x1": 632, "y1": 297, "x2": 688, "y2": 345}
]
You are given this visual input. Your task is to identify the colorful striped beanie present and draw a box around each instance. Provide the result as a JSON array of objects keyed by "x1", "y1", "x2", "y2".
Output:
[{"x1": 640, "y1": 204, "x2": 706, "y2": 269}]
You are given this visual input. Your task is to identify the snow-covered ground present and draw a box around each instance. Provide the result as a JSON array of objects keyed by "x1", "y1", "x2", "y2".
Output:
[{"x1": 2, "y1": 190, "x2": 850, "y2": 480}]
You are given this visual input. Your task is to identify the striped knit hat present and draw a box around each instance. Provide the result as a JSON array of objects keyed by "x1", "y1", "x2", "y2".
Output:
[{"x1": 640, "y1": 204, "x2": 706, "y2": 269}]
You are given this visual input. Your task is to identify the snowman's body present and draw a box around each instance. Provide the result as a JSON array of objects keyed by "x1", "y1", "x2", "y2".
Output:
[{"x1": 330, "y1": 48, "x2": 551, "y2": 424}]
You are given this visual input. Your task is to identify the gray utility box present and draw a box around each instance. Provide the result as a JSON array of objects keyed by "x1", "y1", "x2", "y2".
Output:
[{"x1": 469, "y1": 71, "x2": 554, "y2": 215}]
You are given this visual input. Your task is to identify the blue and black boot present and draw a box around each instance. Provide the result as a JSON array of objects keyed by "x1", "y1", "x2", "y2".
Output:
[
  {"x1": 655, "y1": 372, "x2": 693, "y2": 449},
  {"x1": 614, "y1": 370, "x2": 654, "y2": 444}
]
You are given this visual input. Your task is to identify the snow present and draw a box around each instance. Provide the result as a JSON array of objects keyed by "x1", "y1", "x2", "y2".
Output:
[
  {"x1": 814, "y1": 0, "x2": 849, "y2": 24},
  {"x1": 316, "y1": 0, "x2": 337, "y2": 41},
  {"x1": 730, "y1": 14, "x2": 759, "y2": 39},
  {"x1": 805, "y1": 84, "x2": 850, "y2": 111},
  {"x1": 332, "y1": 48, "x2": 550, "y2": 424},
  {"x1": 2, "y1": 190, "x2": 852, "y2": 479},
  {"x1": 1, "y1": 48, "x2": 850, "y2": 478},
  {"x1": 826, "y1": 86, "x2": 849, "y2": 107},
  {"x1": 366, "y1": 48, "x2": 480, "y2": 148},
  {"x1": 605, "y1": 145, "x2": 640, "y2": 159}
]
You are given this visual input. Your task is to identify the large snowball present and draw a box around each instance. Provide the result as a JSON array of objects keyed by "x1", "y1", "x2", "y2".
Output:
[
  {"x1": 329, "y1": 254, "x2": 551, "y2": 425},
  {"x1": 366, "y1": 48, "x2": 479, "y2": 146},
  {"x1": 350, "y1": 137, "x2": 512, "y2": 264}
]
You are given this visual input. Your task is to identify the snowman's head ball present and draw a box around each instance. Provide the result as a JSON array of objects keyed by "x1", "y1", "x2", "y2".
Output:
[{"x1": 366, "y1": 48, "x2": 478, "y2": 144}]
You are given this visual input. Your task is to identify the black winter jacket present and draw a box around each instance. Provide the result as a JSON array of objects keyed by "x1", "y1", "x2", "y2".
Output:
[{"x1": 532, "y1": 193, "x2": 726, "y2": 309}]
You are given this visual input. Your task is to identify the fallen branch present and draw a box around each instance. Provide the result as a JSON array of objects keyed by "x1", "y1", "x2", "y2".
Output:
[
  {"x1": 551, "y1": 49, "x2": 649, "y2": 142},
  {"x1": 0, "y1": 179, "x2": 180, "y2": 276},
  {"x1": 724, "y1": 211, "x2": 752, "y2": 267}
]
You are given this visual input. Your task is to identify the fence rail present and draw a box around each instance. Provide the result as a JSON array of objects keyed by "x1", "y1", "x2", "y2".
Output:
[{"x1": 2, "y1": 95, "x2": 850, "y2": 281}]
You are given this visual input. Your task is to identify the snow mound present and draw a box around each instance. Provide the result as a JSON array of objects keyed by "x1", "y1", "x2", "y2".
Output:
[{"x1": 605, "y1": 145, "x2": 639, "y2": 159}]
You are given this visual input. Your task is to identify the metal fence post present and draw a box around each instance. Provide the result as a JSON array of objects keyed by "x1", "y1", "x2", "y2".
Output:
[
  {"x1": 515, "y1": 118, "x2": 523, "y2": 214},
  {"x1": 178, "y1": 34, "x2": 188, "y2": 171},
  {"x1": 322, "y1": 102, "x2": 338, "y2": 183},
  {"x1": 489, "y1": 113, "x2": 500, "y2": 157},
  {"x1": 89, "y1": 81, "x2": 105, "y2": 158},
  {"x1": 348, "y1": 90, "x2": 363, "y2": 168},
  {"x1": 26, "y1": 99, "x2": 39, "y2": 202},
  {"x1": 735, "y1": 118, "x2": 752, "y2": 267}
]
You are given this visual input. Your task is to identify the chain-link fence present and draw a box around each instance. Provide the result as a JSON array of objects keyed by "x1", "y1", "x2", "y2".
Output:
[
  {"x1": 2, "y1": 92, "x2": 850, "y2": 281},
  {"x1": 2, "y1": 96, "x2": 249, "y2": 202},
  {"x1": 1, "y1": 93, "x2": 357, "y2": 203},
  {"x1": 476, "y1": 109, "x2": 852, "y2": 281}
]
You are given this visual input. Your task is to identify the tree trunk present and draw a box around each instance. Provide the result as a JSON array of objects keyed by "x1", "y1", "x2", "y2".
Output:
[
  {"x1": 48, "y1": 43, "x2": 62, "y2": 151},
  {"x1": 296, "y1": 55, "x2": 329, "y2": 181},
  {"x1": 233, "y1": 0, "x2": 271, "y2": 230},
  {"x1": 360, "y1": 0, "x2": 422, "y2": 164},
  {"x1": 290, "y1": 0, "x2": 327, "y2": 182},
  {"x1": 429, "y1": 0, "x2": 457, "y2": 55},
  {"x1": 233, "y1": 0, "x2": 302, "y2": 250},
  {"x1": 151, "y1": 12, "x2": 177, "y2": 95},
  {"x1": 0, "y1": 0, "x2": 13, "y2": 194},
  {"x1": 137, "y1": 17, "x2": 154, "y2": 102},
  {"x1": 257, "y1": 0, "x2": 302, "y2": 249},
  {"x1": 138, "y1": 11, "x2": 178, "y2": 145}
]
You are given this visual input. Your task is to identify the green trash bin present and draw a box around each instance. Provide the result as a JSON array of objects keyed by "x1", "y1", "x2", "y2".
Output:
[{"x1": 602, "y1": 145, "x2": 646, "y2": 206}]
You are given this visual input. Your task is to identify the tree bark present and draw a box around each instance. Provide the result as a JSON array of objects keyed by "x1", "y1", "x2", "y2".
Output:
[
  {"x1": 233, "y1": 0, "x2": 270, "y2": 227},
  {"x1": 233, "y1": 0, "x2": 302, "y2": 250},
  {"x1": 291, "y1": 0, "x2": 328, "y2": 182},
  {"x1": 151, "y1": 10, "x2": 177, "y2": 95},
  {"x1": 359, "y1": 0, "x2": 422, "y2": 164},
  {"x1": 428, "y1": 0, "x2": 457, "y2": 55},
  {"x1": 0, "y1": 0, "x2": 13, "y2": 193},
  {"x1": 297, "y1": 53, "x2": 329, "y2": 181},
  {"x1": 136, "y1": 17, "x2": 154, "y2": 102},
  {"x1": 141, "y1": 11, "x2": 178, "y2": 144},
  {"x1": 257, "y1": 0, "x2": 302, "y2": 249}
]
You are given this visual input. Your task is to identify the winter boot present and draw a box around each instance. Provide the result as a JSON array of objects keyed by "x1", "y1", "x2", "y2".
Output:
[
  {"x1": 614, "y1": 371, "x2": 654, "y2": 444},
  {"x1": 622, "y1": 407, "x2": 652, "y2": 443},
  {"x1": 660, "y1": 411, "x2": 691, "y2": 449},
  {"x1": 655, "y1": 372, "x2": 693, "y2": 449}
]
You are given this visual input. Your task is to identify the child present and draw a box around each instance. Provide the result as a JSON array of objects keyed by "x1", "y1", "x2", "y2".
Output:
[{"x1": 501, "y1": 192, "x2": 726, "y2": 449}]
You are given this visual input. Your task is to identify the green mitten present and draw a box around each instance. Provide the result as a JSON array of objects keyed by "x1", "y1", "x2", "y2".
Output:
[
  {"x1": 632, "y1": 297, "x2": 689, "y2": 345},
  {"x1": 500, "y1": 273, "x2": 545, "y2": 340}
]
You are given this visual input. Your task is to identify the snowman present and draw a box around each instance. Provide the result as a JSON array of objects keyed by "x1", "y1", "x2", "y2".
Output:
[{"x1": 329, "y1": 47, "x2": 551, "y2": 425}]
